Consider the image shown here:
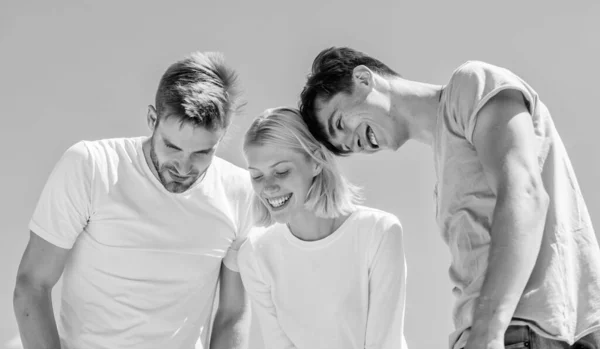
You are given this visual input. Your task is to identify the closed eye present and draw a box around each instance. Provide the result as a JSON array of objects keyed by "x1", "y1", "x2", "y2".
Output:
[
  {"x1": 194, "y1": 149, "x2": 212, "y2": 155},
  {"x1": 251, "y1": 175, "x2": 263, "y2": 181},
  {"x1": 275, "y1": 170, "x2": 289, "y2": 176},
  {"x1": 166, "y1": 143, "x2": 181, "y2": 151},
  {"x1": 336, "y1": 116, "x2": 343, "y2": 130}
]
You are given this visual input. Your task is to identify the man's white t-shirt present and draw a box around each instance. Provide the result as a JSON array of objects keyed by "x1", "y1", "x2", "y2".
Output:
[
  {"x1": 238, "y1": 206, "x2": 408, "y2": 349},
  {"x1": 434, "y1": 61, "x2": 600, "y2": 349},
  {"x1": 29, "y1": 137, "x2": 255, "y2": 349}
]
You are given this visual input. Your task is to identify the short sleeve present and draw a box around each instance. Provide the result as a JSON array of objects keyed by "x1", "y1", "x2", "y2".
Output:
[
  {"x1": 447, "y1": 61, "x2": 538, "y2": 145},
  {"x1": 29, "y1": 141, "x2": 94, "y2": 249},
  {"x1": 223, "y1": 174, "x2": 258, "y2": 272}
]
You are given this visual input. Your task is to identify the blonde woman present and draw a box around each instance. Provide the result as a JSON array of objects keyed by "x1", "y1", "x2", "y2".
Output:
[{"x1": 238, "y1": 107, "x2": 408, "y2": 349}]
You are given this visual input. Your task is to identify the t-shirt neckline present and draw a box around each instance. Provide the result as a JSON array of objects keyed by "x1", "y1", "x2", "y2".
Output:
[{"x1": 283, "y1": 210, "x2": 359, "y2": 249}]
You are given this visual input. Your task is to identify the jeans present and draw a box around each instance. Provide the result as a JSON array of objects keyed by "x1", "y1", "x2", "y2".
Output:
[{"x1": 504, "y1": 326, "x2": 600, "y2": 349}]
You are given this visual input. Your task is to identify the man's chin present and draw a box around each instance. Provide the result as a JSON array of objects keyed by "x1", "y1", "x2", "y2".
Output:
[
  {"x1": 164, "y1": 182, "x2": 191, "y2": 193},
  {"x1": 162, "y1": 176, "x2": 198, "y2": 193}
]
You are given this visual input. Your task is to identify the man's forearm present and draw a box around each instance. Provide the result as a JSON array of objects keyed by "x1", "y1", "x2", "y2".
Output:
[
  {"x1": 14, "y1": 285, "x2": 61, "y2": 349},
  {"x1": 209, "y1": 310, "x2": 250, "y2": 349},
  {"x1": 471, "y1": 189, "x2": 549, "y2": 342}
]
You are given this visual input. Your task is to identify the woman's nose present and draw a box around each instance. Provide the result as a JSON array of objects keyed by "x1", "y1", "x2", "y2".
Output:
[{"x1": 263, "y1": 177, "x2": 279, "y2": 194}]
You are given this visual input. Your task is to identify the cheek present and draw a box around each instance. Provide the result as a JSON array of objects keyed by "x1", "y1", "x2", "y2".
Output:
[
  {"x1": 184, "y1": 154, "x2": 214, "y2": 174},
  {"x1": 250, "y1": 181, "x2": 262, "y2": 195},
  {"x1": 192, "y1": 154, "x2": 212, "y2": 166},
  {"x1": 341, "y1": 108, "x2": 361, "y2": 124},
  {"x1": 154, "y1": 147, "x2": 175, "y2": 163},
  {"x1": 288, "y1": 172, "x2": 314, "y2": 194}
]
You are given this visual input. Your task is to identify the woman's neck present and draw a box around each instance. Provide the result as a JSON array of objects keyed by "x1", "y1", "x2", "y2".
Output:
[{"x1": 286, "y1": 209, "x2": 345, "y2": 242}]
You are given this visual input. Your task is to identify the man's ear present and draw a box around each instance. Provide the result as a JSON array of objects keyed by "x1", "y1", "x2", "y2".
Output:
[
  {"x1": 352, "y1": 65, "x2": 375, "y2": 94},
  {"x1": 147, "y1": 105, "x2": 158, "y2": 132}
]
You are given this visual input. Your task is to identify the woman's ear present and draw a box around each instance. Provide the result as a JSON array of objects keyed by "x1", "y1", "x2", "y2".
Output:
[{"x1": 312, "y1": 162, "x2": 323, "y2": 177}]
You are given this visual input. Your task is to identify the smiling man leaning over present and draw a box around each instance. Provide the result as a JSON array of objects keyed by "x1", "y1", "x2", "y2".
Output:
[{"x1": 299, "y1": 47, "x2": 600, "y2": 349}]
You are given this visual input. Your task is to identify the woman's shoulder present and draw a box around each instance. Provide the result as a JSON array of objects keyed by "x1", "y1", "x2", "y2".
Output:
[
  {"x1": 351, "y1": 205, "x2": 402, "y2": 229},
  {"x1": 243, "y1": 223, "x2": 287, "y2": 251}
]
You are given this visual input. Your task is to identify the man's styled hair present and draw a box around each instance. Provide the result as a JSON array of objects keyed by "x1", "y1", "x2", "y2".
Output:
[
  {"x1": 299, "y1": 47, "x2": 400, "y2": 155},
  {"x1": 244, "y1": 107, "x2": 362, "y2": 227},
  {"x1": 155, "y1": 51, "x2": 242, "y2": 130}
]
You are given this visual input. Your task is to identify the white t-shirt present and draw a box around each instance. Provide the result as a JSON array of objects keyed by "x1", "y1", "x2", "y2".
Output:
[
  {"x1": 238, "y1": 206, "x2": 408, "y2": 349},
  {"x1": 434, "y1": 61, "x2": 600, "y2": 349},
  {"x1": 29, "y1": 137, "x2": 255, "y2": 349}
]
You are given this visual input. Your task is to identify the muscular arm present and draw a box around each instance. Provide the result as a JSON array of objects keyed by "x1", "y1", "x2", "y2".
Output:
[
  {"x1": 14, "y1": 231, "x2": 70, "y2": 349},
  {"x1": 210, "y1": 264, "x2": 251, "y2": 349},
  {"x1": 468, "y1": 90, "x2": 550, "y2": 347}
]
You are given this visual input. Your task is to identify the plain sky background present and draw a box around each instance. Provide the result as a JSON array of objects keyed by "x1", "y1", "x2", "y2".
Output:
[{"x1": 1, "y1": 1, "x2": 599, "y2": 348}]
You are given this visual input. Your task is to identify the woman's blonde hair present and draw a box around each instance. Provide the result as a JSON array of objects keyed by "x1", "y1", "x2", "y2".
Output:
[{"x1": 243, "y1": 107, "x2": 362, "y2": 227}]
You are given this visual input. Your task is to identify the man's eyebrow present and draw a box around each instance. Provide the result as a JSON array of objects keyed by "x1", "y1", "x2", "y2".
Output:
[
  {"x1": 327, "y1": 107, "x2": 339, "y2": 137},
  {"x1": 163, "y1": 136, "x2": 214, "y2": 153},
  {"x1": 163, "y1": 137, "x2": 182, "y2": 151}
]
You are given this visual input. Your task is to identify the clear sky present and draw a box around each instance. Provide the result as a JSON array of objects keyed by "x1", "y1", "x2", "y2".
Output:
[{"x1": 1, "y1": 1, "x2": 599, "y2": 348}]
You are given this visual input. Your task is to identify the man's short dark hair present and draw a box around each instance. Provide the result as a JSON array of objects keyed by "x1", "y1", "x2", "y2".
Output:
[
  {"x1": 155, "y1": 51, "x2": 242, "y2": 130},
  {"x1": 299, "y1": 47, "x2": 400, "y2": 155}
]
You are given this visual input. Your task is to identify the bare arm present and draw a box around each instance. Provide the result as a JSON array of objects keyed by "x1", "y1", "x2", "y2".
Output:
[
  {"x1": 468, "y1": 90, "x2": 550, "y2": 348},
  {"x1": 210, "y1": 264, "x2": 251, "y2": 349},
  {"x1": 14, "y1": 231, "x2": 70, "y2": 349}
]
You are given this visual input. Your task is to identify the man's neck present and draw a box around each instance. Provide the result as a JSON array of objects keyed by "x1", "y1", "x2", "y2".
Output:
[{"x1": 388, "y1": 78, "x2": 444, "y2": 147}]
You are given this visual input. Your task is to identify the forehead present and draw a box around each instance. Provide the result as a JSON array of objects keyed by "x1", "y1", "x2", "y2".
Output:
[
  {"x1": 245, "y1": 144, "x2": 308, "y2": 170},
  {"x1": 156, "y1": 117, "x2": 224, "y2": 150}
]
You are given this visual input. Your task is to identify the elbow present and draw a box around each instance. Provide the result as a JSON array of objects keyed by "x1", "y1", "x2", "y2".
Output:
[
  {"x1": 13, "y1": 276, "x2": 30, "y2": 314},
  {"x1": 13, "y1": 274, "x2": 33, "y2": 309},
  {"x1": 13, "y1": 273, "x2": 49, "y2": 310},
  {"x1": 520, "y1": 178, "x2": 550, "y2": 238},
  {"x1": 528, "y1": 179, "x2": 550, "y2": 216}
]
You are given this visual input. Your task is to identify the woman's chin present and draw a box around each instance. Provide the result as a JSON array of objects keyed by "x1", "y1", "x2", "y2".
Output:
[{"x1": 271, "y1": 210, "x2": 290, "y2": 225}]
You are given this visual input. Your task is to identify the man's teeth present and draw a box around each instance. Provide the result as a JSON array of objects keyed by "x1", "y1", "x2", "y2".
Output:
[
  {"x1": 367, "y1": 127, "x2": 379, "y2": 146},
  {"x1": 267, "y1": 194, "x2": 292, "y2": 208}
]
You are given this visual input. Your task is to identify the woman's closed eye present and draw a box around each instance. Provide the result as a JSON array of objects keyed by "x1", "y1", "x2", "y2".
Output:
[{"x1": 275, "y1": 170, "x2": 289, "y2": 177}]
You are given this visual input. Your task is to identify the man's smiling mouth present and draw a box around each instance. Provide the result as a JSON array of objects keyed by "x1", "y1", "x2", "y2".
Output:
[{"x1": 366, "y1": 125, "x2": 379, "y2": 148}]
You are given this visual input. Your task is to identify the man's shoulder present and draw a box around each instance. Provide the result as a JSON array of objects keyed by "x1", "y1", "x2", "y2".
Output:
[
  {"x1": 449, "y1": 60, "x2": 525, "y2": 92},
  {"x1": 452, "y1": 60, "x2": 503, "y2": 77},
  {"x1": 59, "y1": 137, "x2": 136, "y2": 164},
  {"x1": 211, "y1": 156, "x2": 252, "y2": 192},
  {"x1": 73, "y1": 137, "x2": 142, "y2": 162},
  {"x1": 81, "y1": 137, "x2": 142, "y2": 153},
  {"x1": 212, "y1": 156, "x2": 248, "y2": 176}
]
